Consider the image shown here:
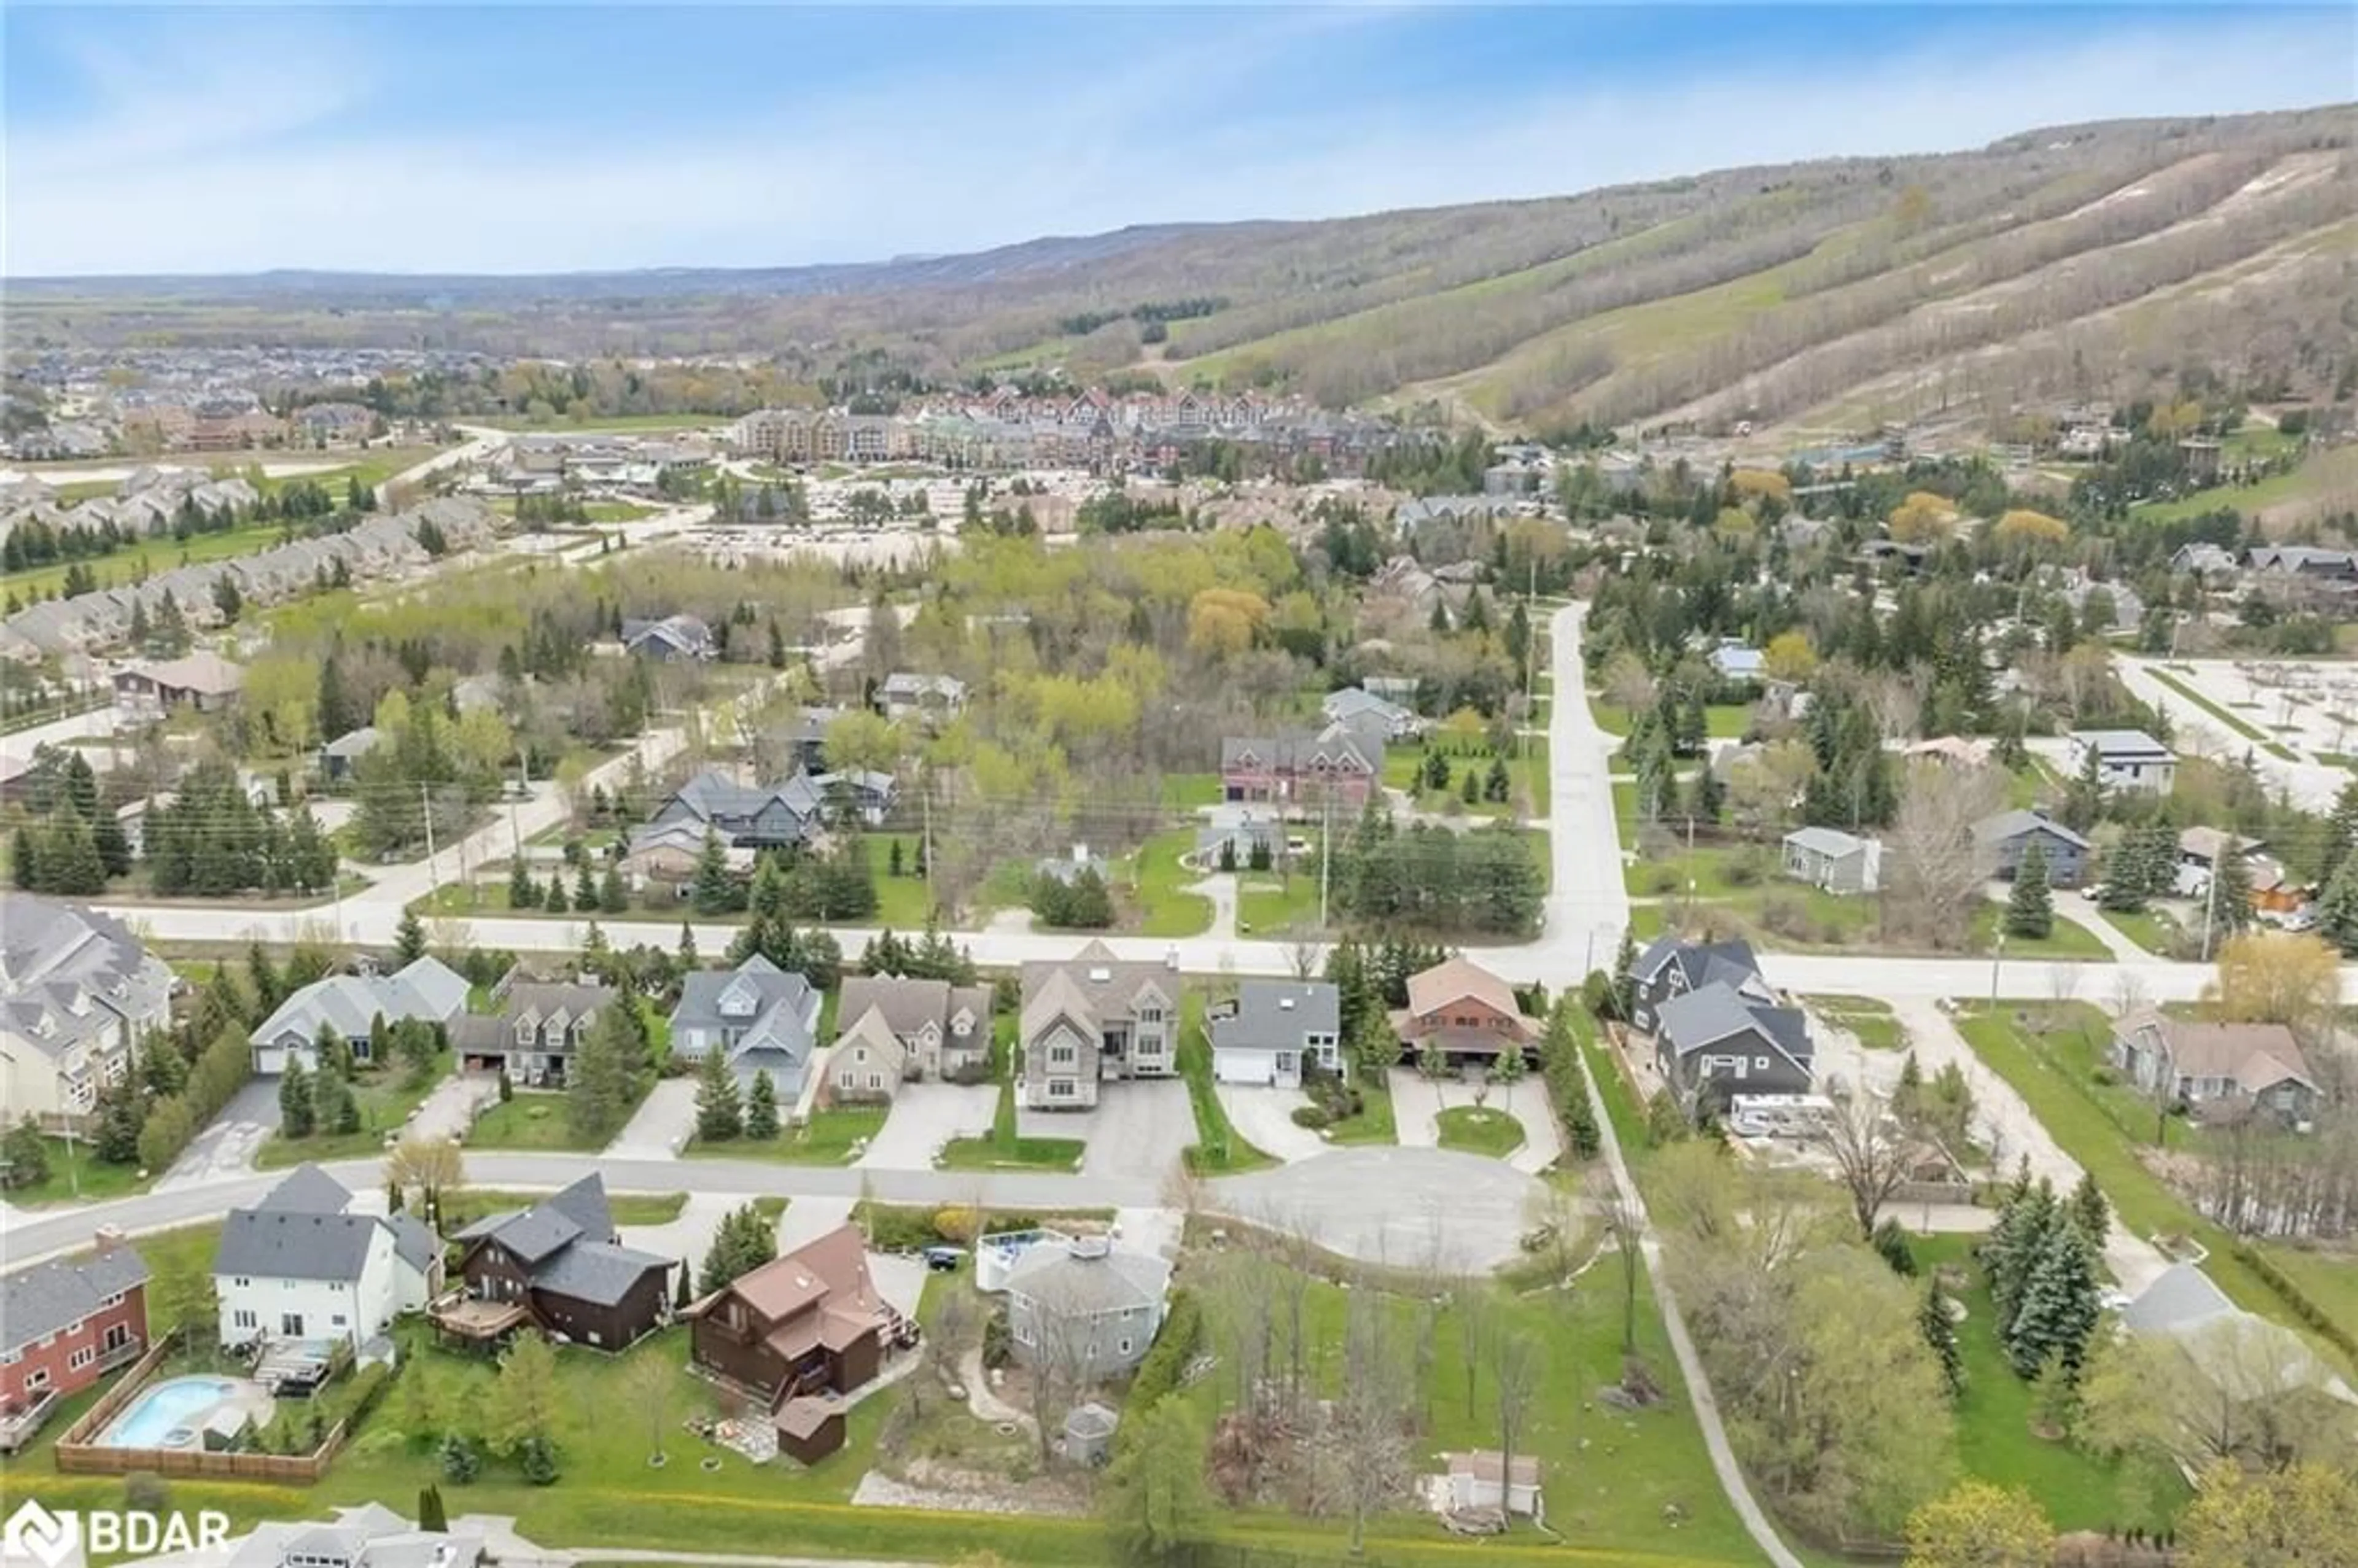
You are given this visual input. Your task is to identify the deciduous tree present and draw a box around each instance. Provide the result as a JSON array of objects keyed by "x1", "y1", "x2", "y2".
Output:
[{"x1": 1902, "y1": 1480, "x2": 2055, "y2": 1568}]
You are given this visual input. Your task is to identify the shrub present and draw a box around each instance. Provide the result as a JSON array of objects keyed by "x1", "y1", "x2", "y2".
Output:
[
  {"x1": 1290, "y1": 1104, "x2": 1331, "y2": 1130},
  {"x1": 519, "y1": 1432, "x2": 559, "y2": 1486},
  {"x1": 1721, "y1": 847, "x2": 1772, "y2": 888},
  {"x1": 981, "y1": 1308, "x2": 1013, "y2": 1370},
  {"x1": 122, "y1": 1471, "x2": 170, "y2": 1515},
  {"x1": 1125, "y1": 1290, "x2": 1203, "y2": 1413},
  {"x1": 1871, "y1": 1218, "x2": 1918, "y2": 1276},
  {"x1": 1644, "y1": 866, "x2": 1681, "y2": 896},
  {"x1": 439, "y1": 1434, "x2": 481, "y2": 1484},
  {"x1": 932, "y1": 1205, "x2": 981, "y2": 1244}
]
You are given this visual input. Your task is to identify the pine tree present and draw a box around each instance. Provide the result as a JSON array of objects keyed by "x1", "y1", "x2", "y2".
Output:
[
  {"x1": 693, "y1": 1046, "x2": 742, "y2": 1143},
  {"x1": 677, "y1": 919, "x2": 699, "y2": 970},
  {"x1": 574, "y1": 857, "x2": 597, "y2": 911},
  {"x1": 597, "y1": 863, "x2": 628, "y2": 914},
  {"x1": 417, "y1": 1485, "x2": 447, "y2": 1533},
  {"x1": 691, "y1": 829, "x2": 735, "y2": 915},
  {"x1": 542, "y1": 875, "x2": 569, "y2": 914},
  {"x1": 744, "y1": 1070, "x2": 780, "y2": 1140},
  {"x1": 2005, "y1": 1221, "x2": 2102, "y2": 1378},
  {"x1": 508, "y1": 858, "x2": 536, "y2": 910},
  {"x1": 2316, "y1": 856, "x2": 2358, "y2": 956},
  {"x1": 1920, "y1": 1283, "x2": 1964, "y2": 1399},
  {"x1": 394, "y1": 908, "x2": 429, "y2": 966},
  {"x1": 567, "y1": 1004, "x2": 644, "y2": 1143},
  {"x1": 2006, "y1": 840, "x2": 2055, "y2": 938},
  {"x1": 2209, "y1": 844, "x2": 2255, "y2": 937},
  {"x1": 279, "y1": 1057, "x2": 316, "y2": 1138},
  {"x1": 2070, "y1": 1173, "x2": 2110, "y2": 1245},
  {"x1": 10, "y1": 825, "x2": 37, "y2": 891}
]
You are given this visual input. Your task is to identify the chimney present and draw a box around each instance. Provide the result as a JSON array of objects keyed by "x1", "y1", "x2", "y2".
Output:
[
  {"x1": 1072, "y1": 843, "x2": 1089, "y2": 864},
  {"x1": 94, "y1": 1224, "x2": 127, "y2": 1253},
  {"x1": 1164, "y1": 946, "x2": 1180, "y2": 972}
]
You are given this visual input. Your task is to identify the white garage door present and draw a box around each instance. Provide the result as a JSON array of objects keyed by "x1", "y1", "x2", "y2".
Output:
[{"x1": 1212, "y1": 1050, "x2": 1273, "y2": 1086}]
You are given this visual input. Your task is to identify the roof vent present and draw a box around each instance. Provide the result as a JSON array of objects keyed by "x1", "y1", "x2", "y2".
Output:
[
  {"x1": 1068, "y1": 1235, "x2": 1112, "y2": 1261},
  {"x1": 1278, "y1": 998, "x2": 1295, "y2": 1011},
  {"x1": 1087, "y1": 967, "x2": 1111, "y2": 984}
]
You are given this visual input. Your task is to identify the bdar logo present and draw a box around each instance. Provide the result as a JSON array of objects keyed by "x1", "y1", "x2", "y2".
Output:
[{"x1": 3, "y1": 1500, "x2": 79, "y2": 1568}]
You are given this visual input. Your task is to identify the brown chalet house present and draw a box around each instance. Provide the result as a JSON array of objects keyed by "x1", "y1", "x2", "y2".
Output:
[
  {"x1": 434, "y1": 1175, "x2": 674, "y2": 1352},
  {"x1": 1390, "y1": 957, "x2": 1539, "y2": 1068},
  {"x1": 685, "y1": 1224, "x2": 912, "y2": 1462}
]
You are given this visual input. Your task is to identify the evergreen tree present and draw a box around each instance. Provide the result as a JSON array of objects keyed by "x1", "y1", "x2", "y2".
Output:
[
  {"x1": 1920, "y1": 1283, "x2": 1964, "y2": 1399},
  {"x1": 2005, "y1": 1221, "x2": 2102, "y2": 1378},
  {"x1": 2209, "y1": 844, "x2": 2255, "y2": 938},
  {"x1": 2070, "y1": 1173, "x2": 2110, "y2": 1245},
  {"x1": 417, "y1": 1485, "x2": 447, "y2": 1534},
  {"x1": 92, "y1": 1076, "x2": 146, "y2": 1163},
  {"x1": 508, "y1": 857, "x2": 536, "y2": 910},
  {"x1": 691, "y1": 829, "x2": 736, "y2": 916},
  {"x1": 394, "y1": 908, "x2": 429, "y2": 966},
  {"x1": 10, "y1": 826, "x2": 36, "y2": 891},
  {"x1": 597, "y1": 863, "x2": 628, "y2": 914},
  {"x1": 1, "y1": 1115, "x2": 52, "y2": 1190},
  {"x1": 573, "y1": 857, "x2": 598, "y2": 912},
  {"x1": 2005, "y1": 840, "x2": 2055, "y2": 938},
  {"x1": 318, "y1": 651, "x2": 356, "y2": 742},
  {"x1": 693, "y1": 1045, "x2": 742, "y2": 1143},
  {"x1": 2316, "y1": 856, "x2": 2358, "y2": 956},
  {"x1": 567, "y1": 1004, "x2": 645, "y2": 1143},
  {"x1": 2061, "y1": 745, "x2": 2104, "y2": 834},
  {"x1": 677, "y1": 919, "x2": 699, "y2": 970},
  {"x1": 744, "y1": 1070, "x2": 780, "y2": 1140},
  {"x1": 696, "y1": 1202, "x2": 779, "y2": 1295},
  {"x1": 279, "y1": 1057, "x2": 316, "y2": 1138},
  {"x1": 542, "y1": 875, "x2": 569, "y2": 914}
]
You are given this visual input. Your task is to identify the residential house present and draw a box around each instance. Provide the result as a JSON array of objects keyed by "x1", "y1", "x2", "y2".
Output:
[
  {"x1": 2120, "y1": 1264, "x2": 2356, "y2": 1432},
  {"x1": 1, "y1": 895, "x2": 175, "y2": 1127},
  {"x1": 220, "y1": 1502, "x2": 489, "y2": 1568},
  {"x1": 438, "y1": 1174, "x2": 674, "y2": 1351},
  {"x1": 2174, "y1": 827, "x2": 2306, "y2": 913},
  {"x1": 669, "y1": 955, "x2": 822, "y2": 1095},
  {"x1": 621, "y1": 614, "x2": 717, "y2": 662},
  {"x1": 618, "y1": 818, "x2": 755, "y2": 891},
  {"x1": 1321, "y1": 685, "x2": 1423, "y2": 742},
  {"x1": 0, "y1": 1242, "x2": 149, "y2": 1452},
  {"x1": 833, "y1": 974, "x2": 992, "y2": 1086},
  {"x1": 1443, "y1": 1451, "x2": 1544, "y2": 1521},
  {"x1": 1002, "y1": 1233, "x2": 1172, "y2": 1380},
  {"x1": 2169, "y1": 542, "x2": 2241, "y2": 584},
  {"x1": 876, "y1": 672, "x2": 967, "y2": 723},
  {"x1": 1035, "y1": 843, "x2": 1108, "y2": 888},
  {"x1": 2111, "y1": 1009, "x2": 2321, "y2": 1128},
  {"x1": 1018, "y1": 941, "x2": 1181, "y2": 1110},
  {"x1": 1389, "y1": 957, "x2": 1538, "y2": 1066},
  {"x1": 214, "y1": 1165, "x2": 440, "y2": 1353},
  {"x1": 317, "y1": 726, "x2": 383, "y2": 785},
  {"x1": 247, "y1": 956, "x2": 469, "y2": 1074},
  {"x1": 113, "y1": 652, "x2": 246, "y2": 716},
  {"x1": 1208, "y1": 980, "x2": 1342, "y2": 1089},
  {"x1": 779, "y1": 705, "x2": 842, "y2": 774},
  {"x1": 1972, "y1": 809, "x2": 2093, "y2": 887},
  {"x1": 1627, "y1": 935, "x2": 1776, "y2": 1036},
  {"x1": 1707, "y1": 640, "x2": 1766, "y2": 683},
  {"x1": 2246, "y1": 545, "x2": 2358, "y2": 581},
  {"x1": 1653, "y1": 984, "x2": 1813, "y2": 1109},
  {"x1": 1194, "y1": 809, "x2": 1278, "y2": 872},
  {"x1": 684, "y1": 1222, "x2": 904, "y2": 1463},
  {"x1": 1904, "y1": 735, "x2": 1994, "y2": 769},
  {"x1": 644, "y1": 767, "x2": 828, "y2": 852},
  {"x1": 2068, "y1": 730, "x2": 2176, "y2": 794},
  {"x1": 1218, "y1": 723, "x2": 1378, "y2": 810},
  {"x1": 447, "y1": 979, "x2": 617, "y2": 1088},
  {"x1": 1780, "y1": 826, "x2": 1883, "y2": 895}
]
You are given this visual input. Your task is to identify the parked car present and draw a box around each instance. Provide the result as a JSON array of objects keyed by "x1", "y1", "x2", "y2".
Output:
[{"x1": 922, "y1": 1246, "x2": 963, "y2": 1272}]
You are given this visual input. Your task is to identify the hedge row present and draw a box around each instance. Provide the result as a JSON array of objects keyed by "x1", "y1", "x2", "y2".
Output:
[
  {"x1": 2228, "y1": 1240, "x2": 2358, "y2": 1367},
  {"x1": 1126, "y1": 1289, "x2": 1203, "y2": 1413}
]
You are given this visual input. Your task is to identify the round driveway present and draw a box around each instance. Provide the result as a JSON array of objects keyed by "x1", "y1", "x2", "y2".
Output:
[{"x1": 1207, "y1": 1146, "x2": 1546, "y2": 1271}]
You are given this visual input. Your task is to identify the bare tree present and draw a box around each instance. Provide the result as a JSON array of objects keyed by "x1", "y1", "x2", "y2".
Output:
[
  {"x1": 1490, "y1": 1329, "x2": 1545, "y2": 1531},
  {"x1": 1882, "y1": 761, "x2": 2006, "y2": 948},
  {"x1": 1285, "y1": 923, "x2": 1326, "y2": 982},
  {"x1": 1605, "y1": 1196, "x2": 1646, "y2": 1355},
  {"x1": 1327, "y1": 1267, "x2": 1413, "y2": 1551},
  {"x1": 1454, "y1": 1272, "x2": 1492, "y2": 1421},
  {"x1": 1862, "y1": 672, "x2": 1923, "y2": 745},
  {"x1": 384, "y1": 1136, "x2": 467, "y2": 1222},
  {"x1": 1521, "y1": 1172, "x2": 1590, "y2": 1286},
  {"x1": 1819, "y1": 1089, "x2": 1911, "y2": 1239},
  {"x1": 620, "y1": 1346, "x2": 674, "y2": 1464}
]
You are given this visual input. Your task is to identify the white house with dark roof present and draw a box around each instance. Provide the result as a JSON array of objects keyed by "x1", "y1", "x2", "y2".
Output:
[
  {"x1": 213, "y1": 1165, "x2": 440, "y2": 1353},
  {"x1": 1, "y1": 895, "x2": 176, "y2": 1127},
  {"x1": 247, "y1": 956, "x2": 469, "y2": 1074},
  {"x1": 1208, "y1": 979, "x2": 1342, "y2": 1089},
  {"x1": 2067, "y1": 729, "x2": 2176, "y2": 794}
]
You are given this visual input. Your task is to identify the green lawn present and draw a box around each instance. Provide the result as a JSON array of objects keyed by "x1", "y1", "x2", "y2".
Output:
[
  {"x1": 938, "y1": 1068, "x2": 1085, "y2": 1171},
  {"x1": 2095, "y1": 907, "x2": 2180, "y2": 957},
  {"x1": 2251, "y1": 1243, "x2": 2358, "y2": 1340},
  {"x1": 1954, "y1": 1004, "x2": 2354, "y2": 1367},
  {"x1": 865, "y1": 833, "x2": 935, "y2": 929},
  {"x1": 464, "y1": 1092, "x2": 610, "y2": 1152},
  {"x1": 1179, "y1": 993, "x2": 1275, "y2": 1175},
  {"x1": 1912, "y1": 1235, "x2": 2184, "y2": 1534},
  {"x1": 441, "y1": 1190, "x2": 688, "y2": 1228},
  {"x1": 258, "y1": 1055, "x2": 456, "y2": 1168},
  {"x1": 1159, "y1": 772, "x2": 1223, "y2": 809},
  {"x1": 4, "y1": 519, "x2": 305, "y2": 602},
  {"x1": 1121, "y1": 826, "x2": 1214, "y2": 938},
  {"x1": 1621, "y1": 840, "x2": 1778, "y2": 899},
  {"x1": 0, "y1": 1135, "x2": 155, "y2": 1206},
  {"x1": 2130, "y1": 443, "x2": 2358, "y2": 526},
  {"x1": 1807, "y1": 995, "x2": 1906, "y2": 1052},
  {"x1": 1433, "y1": 1104, "x2": 1526, "y2": 1159},
  {"x1": 1323, "y1": 1077, "x2": 1398, "y2": 1144},
  {"x1": 1236, "y1": 867, "x2": 1321, "y2": 934},
  {"x1": 1969, "y1": 901, "x2": 2111, "y2": 960},
  {"x1": 1590, "y1": 700, "x2": 1752, "y2": 742},
  {"x1": 1382, "y1": 740, "x2": 1550, "y2": 817},
  {"x1": 687, "y1": 1103, "x2": 889, "y2": 1165}
]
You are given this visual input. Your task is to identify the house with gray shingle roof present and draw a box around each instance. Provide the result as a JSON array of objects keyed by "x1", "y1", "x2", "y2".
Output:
[
  {"x1": 247, "y1": 956, "x2": 468, "y2": 1074},
  {"x1": 1208, "y1": 979, "x2": 1342, "y2": 1089},
  {"x1": 1652, "y1": 984, "x2": 1814, "y2": 1109},
  {"x1": 1003, "y1": 1233, "x2": 1172, "y2": 1379},
  {"x1": 214, "y1": 1166, "x2": 440, "y2": 1353},
  {"x1": 1781, "y1": 826, "x2": 1883, "y2": 895},
  {"x1": 834, "y1": 973, "x2": 991, "y2": 1085},
  {"x1": 1974, "y1": 809, "x2": 2092, "y2": 887},
  {"x1": 1, "y1": 1243, "x2": 150, "y2": 1449},
  {"x1": 669, "y1": 956, "x2": 822, "y2": 1096},
  {"x1": 1, "y1": 894, "x2": 175, "y2": 1127},
  {"x1": 442, "y1": 1174, "x2": 674, "y2": 1351}
]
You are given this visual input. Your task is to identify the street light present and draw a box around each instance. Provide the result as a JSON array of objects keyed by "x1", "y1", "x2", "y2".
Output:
[{"x1": 1989, "y1": 931, "x2": 2007, "y2": 1011}]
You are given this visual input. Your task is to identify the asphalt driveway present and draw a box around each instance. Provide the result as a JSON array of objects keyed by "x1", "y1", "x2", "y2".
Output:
[
  {"x1": 1216, "y1": 1084, "x2": 1327, "y2": 1163},
  {"x1": 604, "y1": 1078, "x2": 698, "y2": 1159},
  {"x1": 156, "y1": 1077, "x2": 281, "y2": 1191},
  {"x1": 1208, "y1": 1146, "x2": 1545, "y2": 1271},
  {"x1": 1018, "y1": 1077, "x2": 1194, "y2": 1186},
  {"x1": 857, "y1": 1081, "x2": 998, "y2": 1170}
]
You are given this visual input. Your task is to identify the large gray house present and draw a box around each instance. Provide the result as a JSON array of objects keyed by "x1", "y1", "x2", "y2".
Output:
[
  {"x1": 1207, "y1": 980, "x2": 1342, "y2": 1089},
  {"x1": 1653, "y1": 984, "x2": 1814, "y2": 1109},
  {"x1": 448, "y1": 979, "x2": 618, "y2": 1089},
  {"x1": 1002, "y1": 1234, "x2": 1172, "y2": 1380},
  {"x1": 1973, "y1": 809, "x2": 2092, "y2": 887},
  {"x1": 2112, "y1": 1008, "x2": 2321, "y2": 1128},
  {"x1": 1017, "y1": 942, "x2": 1181, "y2": 1110},
  {"x1": 668, "y1": 956, "x2": 822, "y2": 1093},
  {"x1": 247, "y1": 957, "x2": 469, "y2": 1075},
  {"x1": 1, "y1": 895, "x2": 175, "y2": 1128},
  {"x1": 645, "y1": 768, "x2": 829, "y2": 853}
]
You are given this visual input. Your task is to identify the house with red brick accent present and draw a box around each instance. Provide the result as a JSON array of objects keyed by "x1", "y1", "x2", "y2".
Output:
[
  {"x1": 1218, "y1": 721, "x2": 1378, "y2": 810},
  {"x1": 0, "y1": 1242, "x2": 149, "y2": 1451},
  {"x1": 1390, "y1": 957, "x2": 1538, "y2": 1068}
]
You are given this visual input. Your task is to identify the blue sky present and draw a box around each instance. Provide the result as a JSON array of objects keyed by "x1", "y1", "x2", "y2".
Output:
[{"x1": 5, "y1": 4, "x2": 2349, "y2": 276}]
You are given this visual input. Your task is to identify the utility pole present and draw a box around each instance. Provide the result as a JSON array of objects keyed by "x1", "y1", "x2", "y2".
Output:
[
  {"x1": 1318, "y1": 788, "x2": 1333, "y2": 931},
  {"x1": 421, "y1": 782, "x2": 438, "y2": 894},
  {"x1": 2200, "y1": 855, "x2": 2220, "y2": 962}
]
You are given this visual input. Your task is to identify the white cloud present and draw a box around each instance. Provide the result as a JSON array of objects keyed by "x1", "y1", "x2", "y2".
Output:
[{"x1": 6, "y1": 9, "x2": 2346, "y2": 274}]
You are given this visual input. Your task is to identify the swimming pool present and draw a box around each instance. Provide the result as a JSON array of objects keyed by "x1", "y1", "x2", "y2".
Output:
[{"x1": 99, "y1": 1376, "x2": 243, "y2": 1449}]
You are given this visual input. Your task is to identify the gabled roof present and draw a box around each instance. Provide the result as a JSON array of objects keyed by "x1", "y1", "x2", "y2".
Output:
[
  {"x1": 834, "y1": 1004, "x2": 908, "y2": 1074},
  {"x1": 2070, "y1": 729, "x2": 2171, "y2": 760},
  {"x1": 456, "y1": 1174, "x2": 614, "y2": 1265},
  {"x1": 1630, "y1": 934, "x2": 1768, "y2": 998},
  {"x1": 214, "y1": 1210, "x2": 386, "y2": 1284},
  {"x1": 1211, "y1": 980, "x2": 1341, "y2": 1054},
  {"x1": 1654, "y1": 983, "x2": 1813, "y2": 1071},
  {"x1": 2114, "y1": 1008, "x2": 2317, "y2": 1096},
  {"x1": 257, "y1": 1163, "x2": 352, "y2": 1215},
  {"x1": 1403, "y1": 957, "x2": 1523, "y2": 1022},
  {"x1": 532, "y1": 1239, "x2": 671, "y2": 1307},
  {"x1": 1972, "y1": 809, "x2": 2091, "y2": 852},
  {"x1": 2122, "y1": 1262, "x2": 2236, "y2": 1336},
  {"x1": 1783, "y1": 826, "x2": 1872, "y2": 858},
  {"x1": 1, "y1": 1246, "x2": 149, "y2": 1353},
  {"x1": 837, "y1": 974, "x2": 952, "y2": 1041}
]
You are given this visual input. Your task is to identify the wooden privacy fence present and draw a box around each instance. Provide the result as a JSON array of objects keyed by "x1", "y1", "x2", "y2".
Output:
[{"x1": 50, "y1": 1330, "x2": 351, "y2": 1483}]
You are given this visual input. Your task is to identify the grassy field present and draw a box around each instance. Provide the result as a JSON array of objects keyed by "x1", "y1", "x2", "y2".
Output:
[
  {"x1": 2095, "y1": 907, "x2": 2181, "y2": 956},
  {"x1": 865, "y1": 833, "x2": 935, "y2": 929},
  {"x1": 1121, "y1": 826, "x2": 1215, "y2": 938},
  {"x1": 257, "y1": 1054, "x2": 454, "y2": 1168},
  {"x1": 2149, "y1": 667, "x2": 2268, "y2": 742},
  {"x1": 938, "y1": 1067, "x2": 1086, "y2": 1171},
  {"x1": 0, "y1": 1136, "x2": 154, "y2": 1206},
  {"x1": 1590, "y1": 699, "x2": 1753, "y2": 741},
  {"x1": 1158, "y1": 772, "x2": 1223, "y2": 809},
  {"x1": 688, "y1": 1103, "x2": 889, "y2": 1165},
  {"x1": 1236, "y1": 866, "x2": 1321, "y2": 934},
  {"x1": 1807, "y1": 994, "x2": 1906, "y2": 1052},
  {"x1": 2249, "y1": 1242, "x2": 2358, "y2": 1340},
  {"x1": 1433, "y1": 1104, "x2": 1526, "y2": 1158},
  {"x1": 1912, "y1": 1235, "x2": 2184, "y2": 1534},
  {"x1": 4, "y1": 519, "x2": 300, "y2": 600},
  {"x1": 1954, "y1": 1004, "x2": 2355, "y2": 1365},
  {"x1": 1380, "y1": 739, "x2": 1551, "y2": 817},
  {"x1": 465, "y1": 1092, "x2": 612, "y2": 1152},
  {"x1": 1969, "y1": 902, "x2": 2111, "y2": 961},
  {"x1": 2130, "y1": 443, "x2": 2358, "y2": 526},
  {"x1": 1323, "y1": 1077, "x2": 1398, "y2": 1144}
]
